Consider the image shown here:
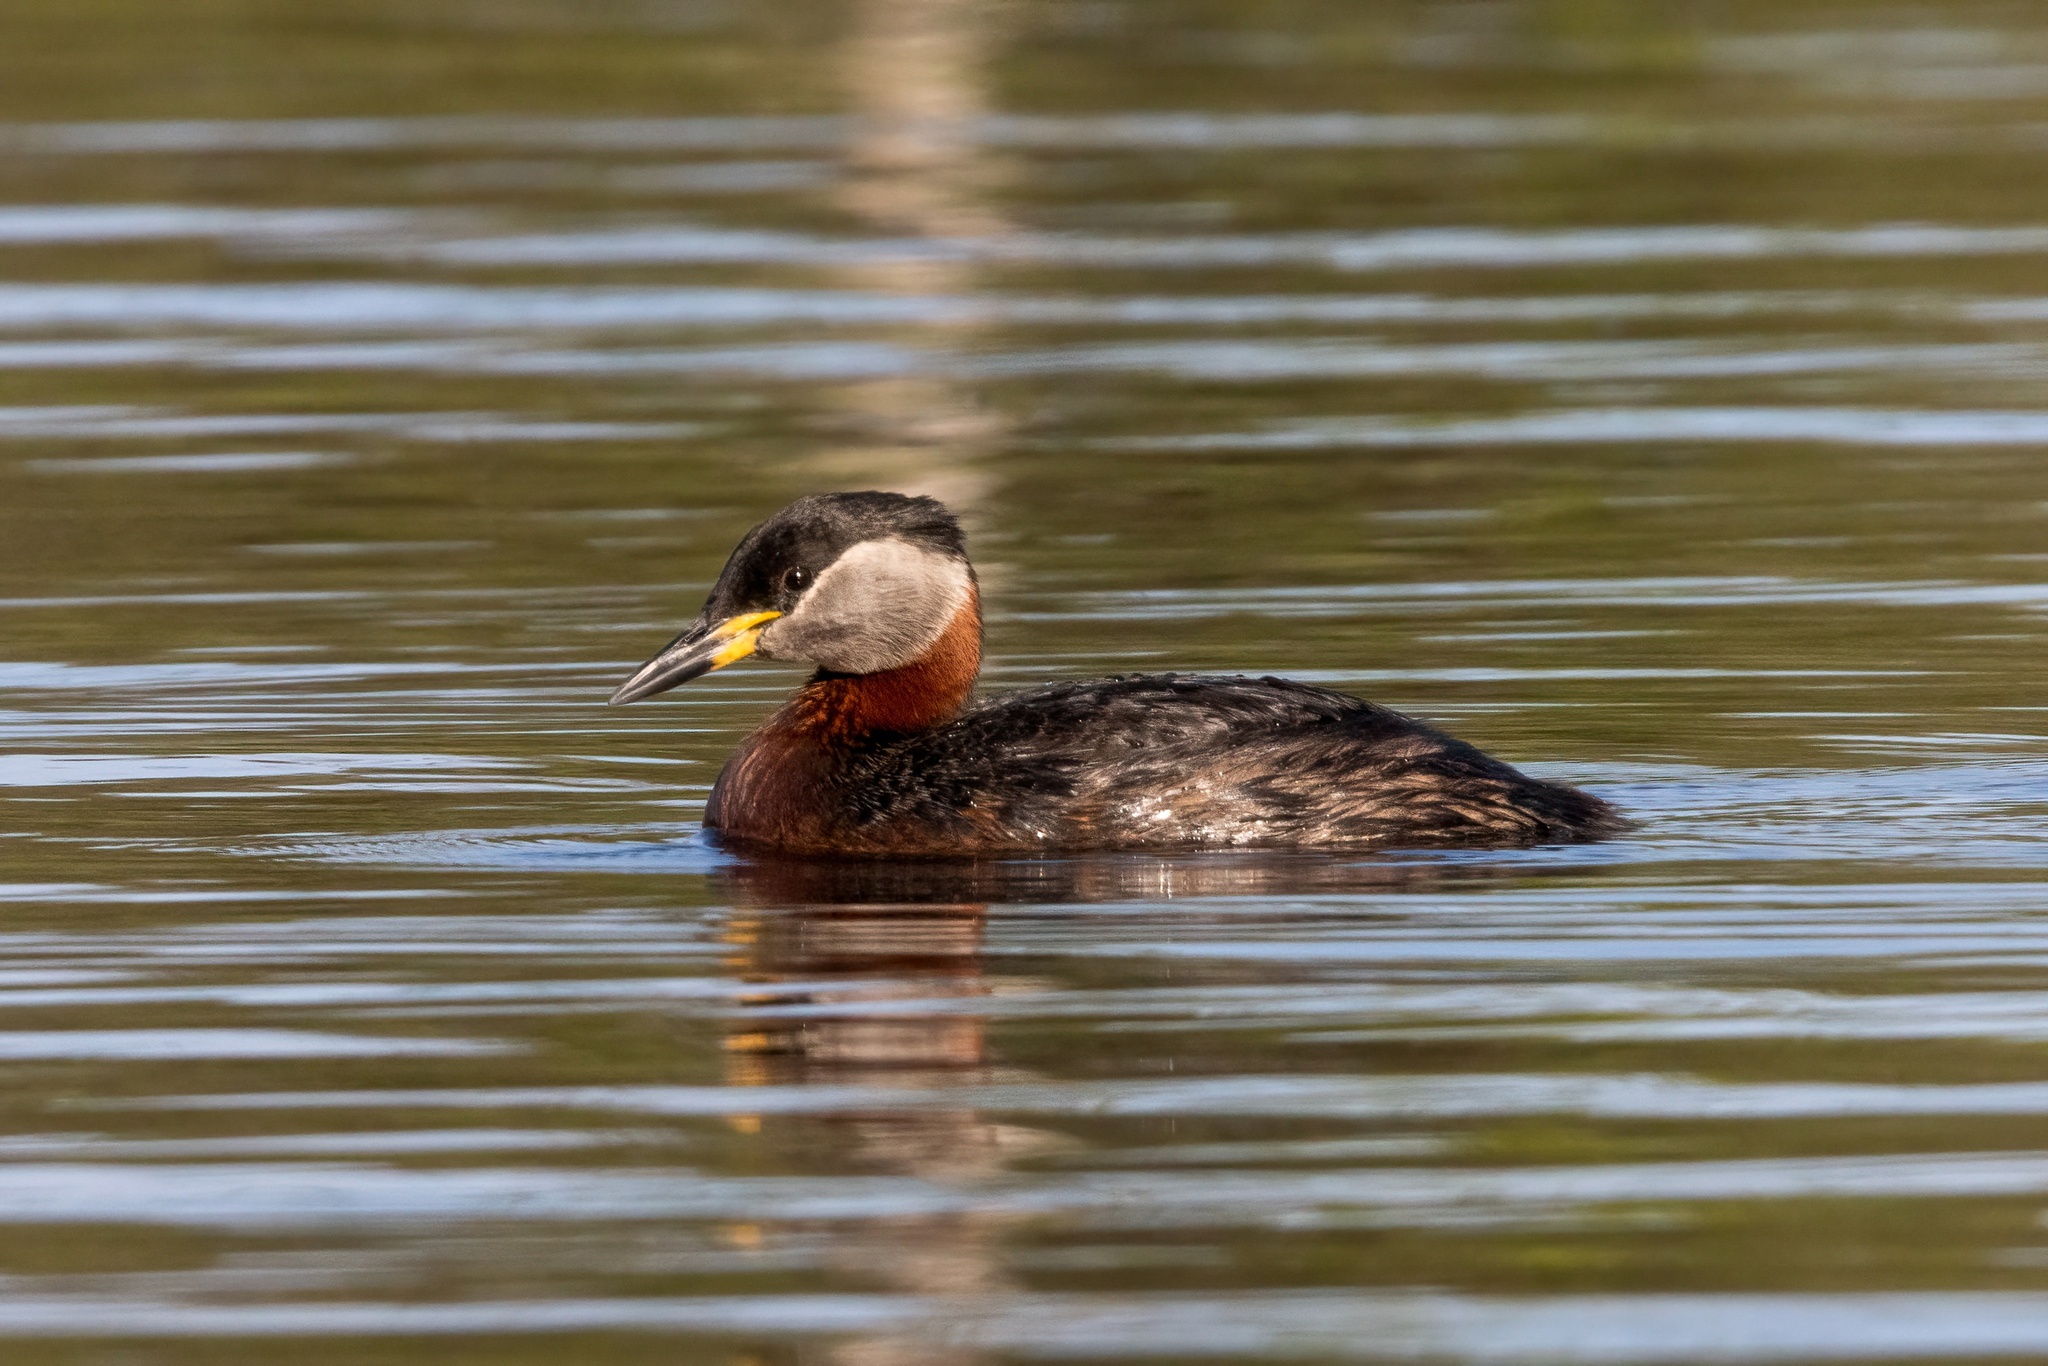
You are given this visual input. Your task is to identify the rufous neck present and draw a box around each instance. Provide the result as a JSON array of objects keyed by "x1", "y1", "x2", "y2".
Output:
[{"x1": 774, "y1": 586, "x2": 982, "y2": 741}]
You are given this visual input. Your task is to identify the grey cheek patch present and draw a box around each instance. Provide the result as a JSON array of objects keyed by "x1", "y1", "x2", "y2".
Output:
[{"x1": 762, "y1": 538, "x2": 971, "y2": 675}]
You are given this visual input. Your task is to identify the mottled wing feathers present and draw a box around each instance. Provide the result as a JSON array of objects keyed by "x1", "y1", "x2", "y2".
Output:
[{"x1": 839, "y1": 673, "x2": 1620, "y2": 850}]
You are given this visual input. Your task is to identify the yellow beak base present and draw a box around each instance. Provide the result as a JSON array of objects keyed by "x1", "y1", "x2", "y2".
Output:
[{"x1": 706, "y1": 610, "x2": 782, "y2": 669}]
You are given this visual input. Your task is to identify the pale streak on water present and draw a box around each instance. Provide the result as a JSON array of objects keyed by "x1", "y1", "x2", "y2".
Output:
[{"x1": 12, "y1": 3, "x2": 2048, "y2": 1363}]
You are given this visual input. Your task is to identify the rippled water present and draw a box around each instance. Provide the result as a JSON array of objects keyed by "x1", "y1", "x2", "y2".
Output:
[{"x1": 15, "y1": 1, "x2": 2048, "y2": 1361}]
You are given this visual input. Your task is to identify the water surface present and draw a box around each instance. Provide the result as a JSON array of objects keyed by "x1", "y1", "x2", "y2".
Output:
[{"x1": 10, "y1": 1, "x2": 2048, "y2": 1360}]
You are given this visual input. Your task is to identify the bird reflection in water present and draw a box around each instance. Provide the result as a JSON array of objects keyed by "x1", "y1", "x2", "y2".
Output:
[
  {"x1": 716, "y1": 851, "x2": 1513, "y2": 1105},
  {"x1": 719, "y1": 865, "x2": 996, "y2": 1094},
  {"x1": 712, "y1": 851, "x2": 1579, "y2": 1363},
  {"x1": 717, "y1": 858, "x2": 1022, "y2": 1366}
]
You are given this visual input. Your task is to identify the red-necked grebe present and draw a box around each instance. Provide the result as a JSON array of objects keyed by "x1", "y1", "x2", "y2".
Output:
[{"x1": 608, "y1": 491, "x2": 1623, "y2": 855}]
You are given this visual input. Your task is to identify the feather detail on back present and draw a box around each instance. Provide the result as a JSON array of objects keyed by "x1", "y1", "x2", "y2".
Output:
[{"x1": 707, "y1": 673, "x2": 1623, "y2": 855}]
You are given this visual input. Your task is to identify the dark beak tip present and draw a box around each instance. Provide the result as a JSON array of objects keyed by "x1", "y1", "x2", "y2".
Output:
[
  {"x1": 607, "y1": 615, "x2": 733, "y2": 707},
  {"x1": 605, "y1": 658, "x2": 708, "y2": 707},
  {"x1": 606, "y1": 677, "x2": 655, "y2": 706}
]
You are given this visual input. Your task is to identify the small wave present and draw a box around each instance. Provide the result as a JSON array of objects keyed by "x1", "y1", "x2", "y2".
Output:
[{"x1": 255, "y1": 824, "x2": 726, "y2": 873}]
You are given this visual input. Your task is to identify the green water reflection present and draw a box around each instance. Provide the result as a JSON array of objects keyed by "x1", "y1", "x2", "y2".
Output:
[{"x1": 8, "y1": 0, "x2": 2048, "y2": 1361}]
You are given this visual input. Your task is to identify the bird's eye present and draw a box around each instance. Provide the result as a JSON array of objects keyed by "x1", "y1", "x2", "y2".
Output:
[{"x1": 781, "y1": 566, "x2": 811, "y2": 594}]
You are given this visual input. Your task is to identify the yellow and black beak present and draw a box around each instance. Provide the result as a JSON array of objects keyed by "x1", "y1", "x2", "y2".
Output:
[{"x1": 607, "y1": 610, "x2": 781, "y2": 706}]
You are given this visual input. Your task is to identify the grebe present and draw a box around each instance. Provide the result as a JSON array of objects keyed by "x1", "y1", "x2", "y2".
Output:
[{"x1": 609, "y1": 492, "x2": 1623, "y2": 855}]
